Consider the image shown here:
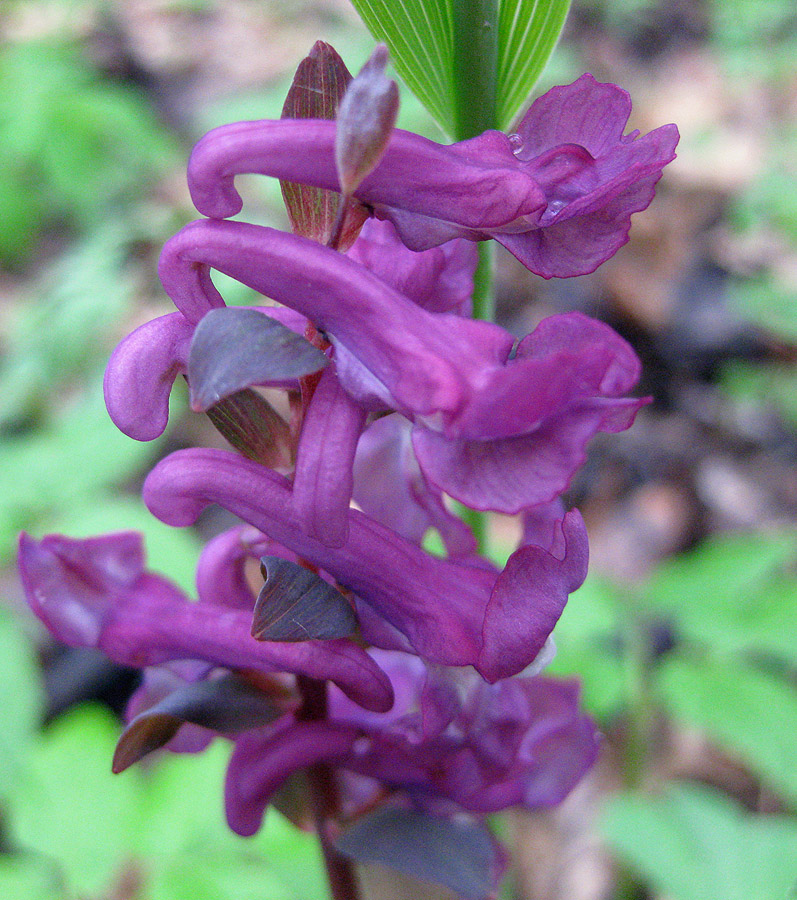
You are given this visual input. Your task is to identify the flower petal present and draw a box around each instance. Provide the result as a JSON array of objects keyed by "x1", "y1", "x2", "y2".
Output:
[
  {"x1": 158, "y1": 218, "x2": 513, "y2": 422},
  {"x1": 514, "y1": 74, "x2": 633, "y2": 160},
  {"x1": 478, "y1": 511, "x2": 589, "y2": 681},
  {"x1": 447, "y1": 312, "x2": 642, "y2": 440},
  {"x1": 18, "y1": 531, "x2": 393, "y2": 712},
  {"x1": 143, "y1": 448, "x2": 496, "y2": 669},
  {"x1": 187, "y1": 119, "x2": 545, "y2": 228},
  {"x1": 104, "y1": 306, "x2": 309, "y2": 442},
  {"x1": 104, "y1": 312, "x2": 193, "y2": 441},
  {"x1": 346, "y1": 218, "x2": 477, "y2": 315},
  {"x1": 292, "y1": 366, "x2": 367, "y2": 548},
  {"x1": 354, "y1": 415, "x2": 477, "y2": 555},
  {"x1": 413, "y1": 397, "x2": 646, "y2": 513},
  {"x1": 225, "y1": 719, "x2": 359, "y2": 836}
]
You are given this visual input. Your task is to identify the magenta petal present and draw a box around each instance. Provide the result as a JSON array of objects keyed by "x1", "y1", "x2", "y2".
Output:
[
  {"x1": 448, "y1": 312, "x2": 642, "y2": 440},
  {"x1": 501, "y1": 74, "x2": 680, "y2": 278},
  {"x1": 158, "y1": 218, "x2": 514, "y2": 422},
  {"x1": 462, "y1": 678, "x2": 598, "y2": 811},
  {"x1": 225, "y1": 719, "x2": 359, "y2": 836},
  {"x1": 18, "y1": 531, "x2": 143, "y2": 645},
  {"x1": 143, "y1": 448, "x2": 500, "y2": 669},
  {"x1": 292, "y1": 367, "x2": 367, "y2": 548},
  {"x1": 514, "y1": 74, "x2": 633, "y2": 159},
  {"x1": 195, "y1": 525, "x2": 263, "y2": 609},
  {"x1": 498, "y1": 127, "x2": 678, "y2": 278},
  {"x1": 346, "y1": 218, "x2": 477, "y2": 315},
  {"x1": 104, "y1": 306, "x2": 309, "y2": 442},
  {"x1": 354, "y1": 415, "x2": 477, "y2": 556},
  {"x1": 104, "y1": 312, "x2": 194, "y2": 441},
  {"x1": 187, "y1": 119, "x2": 545, "y2": 228},
  {"x1": 144, "y1": 449, "x2": 588, "y2": 680},
  {"x1": 413, "y1": 397, "x2": 646, "y2": 514},
  {"x1": 18, "y1": 532, "x2": 393, "y2": 712},
  {"x1": 478, "y1": 511, "x2": 589, "y2": 681},
  {"x1": 515, "y1": 678, "x2": 599, "y2": 807}
]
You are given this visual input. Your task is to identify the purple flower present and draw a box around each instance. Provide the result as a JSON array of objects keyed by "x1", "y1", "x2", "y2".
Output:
[
  {"x1": 157, "y1": 217, "x2": 646, "y2": 512},
  {"x1": 224, "y1": 651, "x2": 598, "y2": 835},
  {"x1": 104, "y1": 305, "x2": 307, "y2": 442},
  {"x1": 17, "y1": 531, "x2": 394, "y2": 712},
  {"x1": 142, "y1": 447, "x2": 588, "y2": 681},
  {"x1": 352, "y1": 412, "x2": 478, "y2": 557},
  {"x1": 346, "y1": 218, "x2": 478, "y2": 315},
  {"x1": 186, "y1": 74, "x2": 677, "y2": 278}
]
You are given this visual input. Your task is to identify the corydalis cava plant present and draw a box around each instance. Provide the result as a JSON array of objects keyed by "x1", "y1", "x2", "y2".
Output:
[{"x1": 18, "y1": 41, "x2": 677, "y2": 900}]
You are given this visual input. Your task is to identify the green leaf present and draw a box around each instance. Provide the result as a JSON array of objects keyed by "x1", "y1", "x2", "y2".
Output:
[
  {"x1": 349, "y1": 0, "x2": 455, "y2": 132},
  {"x1": 642, "y1": 532, "x2": 797, "y2": 665},
  {"x1": 9, "y1": 704, "x2": 144, "y2": 897},
  {"x1": 349, "y1": 0, "x2": 572, "y2": 134},
  {"x1": 136, "y1": 743, "x2": 328, "y2": 900},
  {"x1": 547, "y1": 577, "x2": 627, "y2": 722},
  {"x1": 0, "y1": 225, "x2": 133, "y2": 428},
  {"x1": 603, "y1": 782, "x2": 797, "y2": 900},
  {"x1": 0, "y1": 855, "x2": 64, "y2": 900},
  {"x1": 496, "y1": 0, "x2": 572, "y2": 128},
  {"x1": 655, "y1": 654, "x2": 797, "y2": 805},
  {"x1": 0, "y1": 383, "x2": 162, "y2": 562},
  {"x1": 0, "y1": 40, "x2": 177, "y2": 263}
]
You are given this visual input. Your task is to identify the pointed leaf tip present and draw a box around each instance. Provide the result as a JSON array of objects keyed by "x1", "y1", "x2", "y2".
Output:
[
  {"x1": 280, "y1": 41, "x2": 369, "y2": 248},
  {"x1": 188, "y1": 307, "x2": 328, "y2": 412},
  {"x1": 112, "y1": 673, "x2": 282, "y2": 773},
  {"x1": 252, "y1": 557, "x2": 358, "y2": 642},
  {"x1": 335, "y1": 44, "x2": 399, "y2": 196}
]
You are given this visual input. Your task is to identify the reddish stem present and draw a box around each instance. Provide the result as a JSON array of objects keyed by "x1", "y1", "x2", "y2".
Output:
[{"x1": 296, "y1": 674, "x2": 362, "y2": 900}]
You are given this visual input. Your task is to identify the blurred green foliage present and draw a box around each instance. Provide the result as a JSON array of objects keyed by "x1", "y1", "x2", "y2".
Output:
[
  {"x1": 603, "y1": 783, "x2": 797, "y2": 900},
  {"x1": 548, "y1": 532, "x2": 797, "y2": 899},
  {"x1": 0, "y1": 38, "x2": 177, "y2": 265},
  {"x1": 551, "y1": 533, "x2": 797, "y2": 801}
]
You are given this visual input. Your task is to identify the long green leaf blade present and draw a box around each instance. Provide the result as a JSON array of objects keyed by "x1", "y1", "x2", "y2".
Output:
[
  {"x1": 497, "y1": 0, "x2": 572, "y2": 129},
  {"x1": 349, "y1": 0, "x2": 455, "y2": 132},
  {"x1": 351, "y1": 1, "x2": 572, "y2": 135}
]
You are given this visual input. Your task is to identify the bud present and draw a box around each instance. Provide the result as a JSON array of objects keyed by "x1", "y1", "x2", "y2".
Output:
[
  {"x1": 335, "y1": 44, "x2": 399, "y2": 197},
  {"x1": 280, "y1": 41, "x2": 369, "y2": 249}
]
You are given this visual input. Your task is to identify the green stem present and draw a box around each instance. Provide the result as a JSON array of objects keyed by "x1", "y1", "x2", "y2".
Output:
[
  {"x1": 450, "y1": 1, "x2": 499, "y2": 551},
  {"x1": 451, "y1": 0, "x2": 499, "y2": 140},
  {"x1": 460, "y1": 504, "x2": 488, "y2": 555},
  {"x1": 462, "y1": 234, "x2": 495, "y2": 552},
  {"x1": 620, "y1": 599, "x2": 655, "y2": 790},
  {"x1": 471, "y1": 240, "x2": 496, "y2": 323}
]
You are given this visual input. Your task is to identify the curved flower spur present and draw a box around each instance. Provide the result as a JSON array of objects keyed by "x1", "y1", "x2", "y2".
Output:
[{"x1": 188, "y1": 63, "x2": 678, "y2": 278}]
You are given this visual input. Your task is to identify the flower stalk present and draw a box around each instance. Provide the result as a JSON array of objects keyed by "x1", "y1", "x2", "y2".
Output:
[
  {"x1": 452, "y1": 0, "x2": 499, "y2": 141},
  {"x1": 297, "y1": 674, "x2": 362, "y2": 900}
]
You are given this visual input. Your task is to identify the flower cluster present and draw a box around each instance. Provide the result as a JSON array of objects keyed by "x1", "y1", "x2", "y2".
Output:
[{"x1": 19, "y1": 41, "x2": 676, "y2": 888}]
